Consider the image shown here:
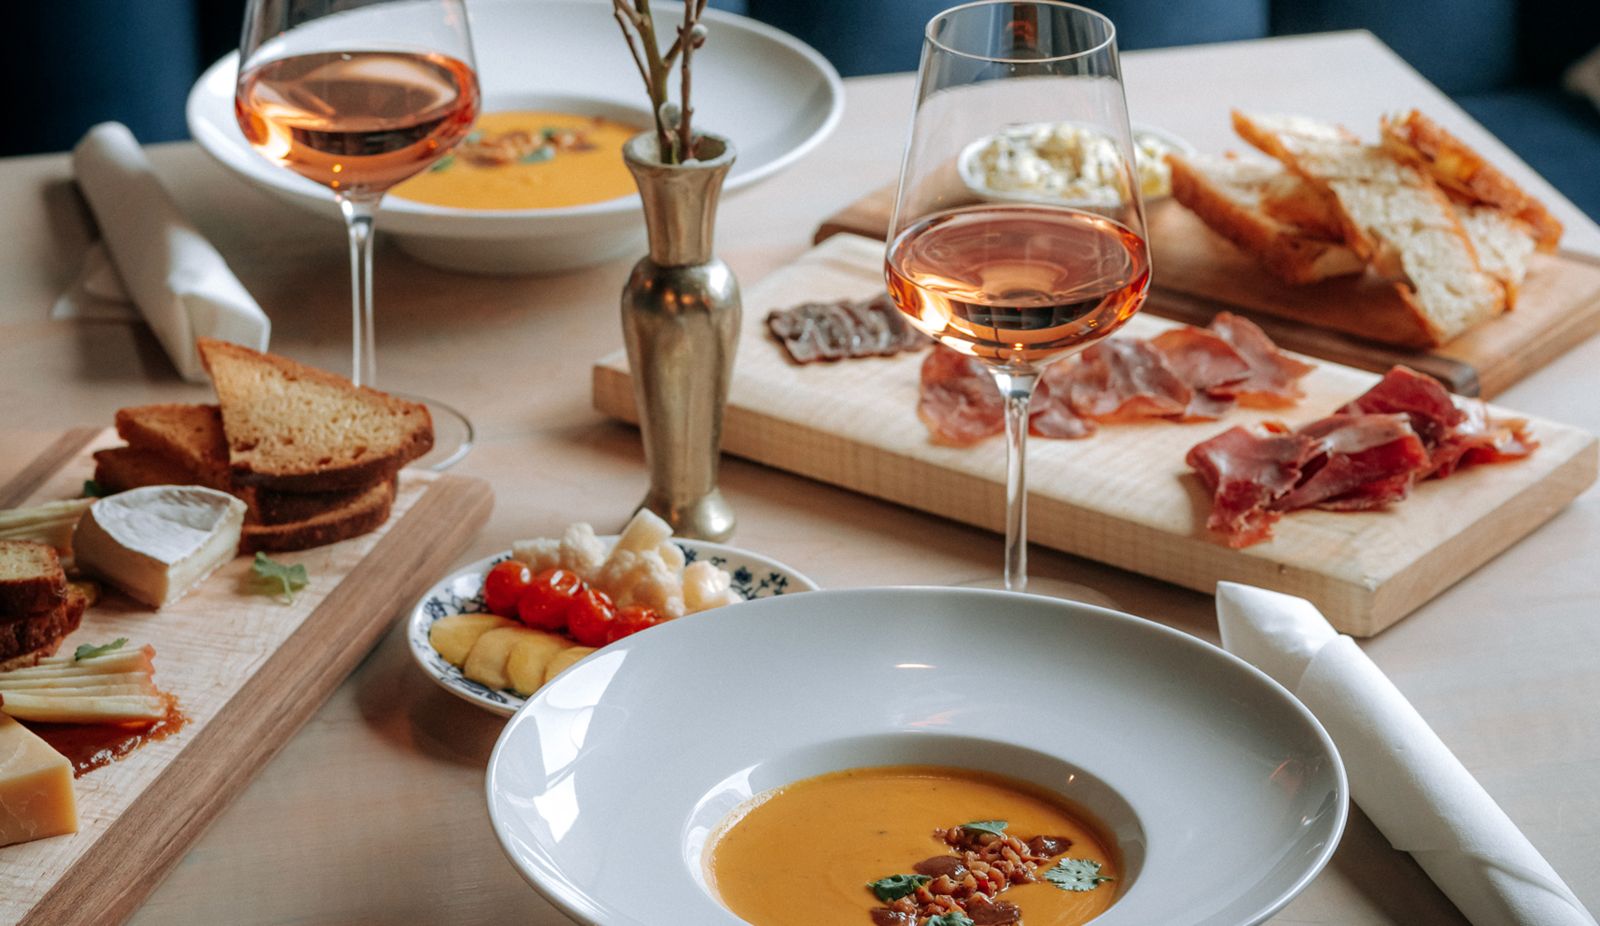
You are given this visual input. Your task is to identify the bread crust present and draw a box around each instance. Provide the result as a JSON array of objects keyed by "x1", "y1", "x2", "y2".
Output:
[
  {"x1": 239, "y1": 479, "x2": 397, "y2": 553},
  {"x1": 0, "y1": 585, "x2": 86, "y2": 669},
  {"x1": 0, "y1": 541, "x2": 68, "y2": 616}
]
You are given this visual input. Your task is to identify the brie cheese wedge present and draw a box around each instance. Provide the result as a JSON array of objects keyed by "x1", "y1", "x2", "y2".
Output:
[{"x1": 74, "y1": 486, "x2": 246, "y2": 608}]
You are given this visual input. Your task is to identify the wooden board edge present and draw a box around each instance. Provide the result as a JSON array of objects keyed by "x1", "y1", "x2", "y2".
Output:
[
  {"x1": 0, "y1": 427, "x2": 103, "y2": 508},
  {"x1": 1362, "y1": 435, "x2": 1599, "y2": 636},
  {"x1": 21, "y1": 473, "x2": 494, "y2": 926},
  {"x1": 1465, "y1": 278, "x2": 1600, "y2": 398}
]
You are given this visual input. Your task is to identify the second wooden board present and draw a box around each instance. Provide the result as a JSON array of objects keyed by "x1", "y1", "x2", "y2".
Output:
[{"x1": 593, "y1": 234, "x2": 1597, "y2": 636}]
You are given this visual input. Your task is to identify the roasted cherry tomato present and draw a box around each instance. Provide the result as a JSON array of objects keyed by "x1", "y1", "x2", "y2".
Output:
[
  {"x1": 483, "y1": 561, "x2": 534, "y2": 617},
  {"x1": 517, "y1": 568, "x2": 585, "y2": 632},
  {"x1": 566, "y1": 586, "x2": 620, "y2": 647},
  {"x1": 606, "y1": 605, "x2": 663, "y2": 644}
]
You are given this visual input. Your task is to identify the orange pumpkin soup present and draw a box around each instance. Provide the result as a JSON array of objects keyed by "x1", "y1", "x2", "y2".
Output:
[
  {"x1": 706, "y1": 765, "x2": 1120, "y2": 926},
  {"x1": 390, "y1": 110, "x2": 640, "y2": 210}
]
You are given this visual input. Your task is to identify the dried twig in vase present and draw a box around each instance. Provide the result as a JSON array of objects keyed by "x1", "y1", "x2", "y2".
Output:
[{"x1": 611, "y1": 0, "x2": 711, "y2": 165}]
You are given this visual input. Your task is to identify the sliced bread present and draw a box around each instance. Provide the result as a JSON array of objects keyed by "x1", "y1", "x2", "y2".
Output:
[
  {"x1": 1381, "y1": 109, "x2": 1562, "y2": 252},
  {"x1": 1166, "y1": 153, "x2": 1365, "y2": 285},
  {"x1": 0, "y1": 584, "x2": 86, "y2": 671},
  {"x1": 0, "y1": 540, "x2": 67, "y2": 616},
  {"x1": 1233, "y1": 110, "x2": 1507, "y2": 345},
  {"x1": 114, "y1": 404, "x2": 232, "y2": 489},
  {"x1": 240, "y1": 478, "x2": 397, "y2": 553},
  {"x1": 197, "y1": 339, "x2": 433, "y2": 492}
]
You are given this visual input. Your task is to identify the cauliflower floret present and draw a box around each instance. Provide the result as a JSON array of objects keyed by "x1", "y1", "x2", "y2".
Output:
[
  {"x1": 682, "y1": 561, "x2": 742, "y2": 614},
  {"x1": 595, "y1": 548, "x2": 686, "y2": 619},
  {"x1": 558, "y1": 522, "x2": 606, "y2": 581},
  {"x1": 510, "y1": 537, "x2": 561, "y2": 572},
  {"x1": 656, "y1": 539, "x2": 686, "y2": 573}
]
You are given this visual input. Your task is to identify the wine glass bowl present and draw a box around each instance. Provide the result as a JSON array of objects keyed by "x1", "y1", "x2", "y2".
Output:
[{"x1": 885, "y1": 0, "x2": 1151, "y2": 590}]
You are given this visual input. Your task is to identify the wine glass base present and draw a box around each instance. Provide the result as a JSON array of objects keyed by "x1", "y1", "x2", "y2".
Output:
[
  {"x1": 954, "y1": 575, "x2": 1121, "y2": 611},
  {"x1": 392, "y1": 392, "x2": 474, "y2": 472}
]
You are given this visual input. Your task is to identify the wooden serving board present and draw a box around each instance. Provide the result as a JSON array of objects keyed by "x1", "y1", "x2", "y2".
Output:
[
  {"x1": 815, "y1": 185, "x2": 1600, "y2": 398},
  {"x1": 592, "y1": 234, "x2": 1597, "y2": 637},
  {"x1": 0, "y1": 429, "x2": 492, "y2": 926}
]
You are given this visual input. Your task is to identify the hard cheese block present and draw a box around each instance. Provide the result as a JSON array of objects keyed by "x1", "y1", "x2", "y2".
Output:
[
  {"x1": 0, "y1": 714, "x2": 76, "y2": 848},
  {"x1": 73, "y1": 486, "x2": 246, "y2": 608}
]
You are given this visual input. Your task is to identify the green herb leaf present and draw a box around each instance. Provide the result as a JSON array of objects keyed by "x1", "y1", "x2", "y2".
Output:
[
  {"x1": 960, "y1": 820, "x2": 1008, "y2": 837},
  {"x1": 74, "y1": 638, "x2": 128, "y2": 661},
  {"x1": 540, "y1": 126, "x2": 559, "y2": 140},
  {"x1": 82, "y1": 479, "x2": 111, "y2": 498},
  {"x1": 464, "y1": 130, "x2": 483, "y2": 143},
  {"x1": 867, "y1": 873, "x2": 930, "y2": 902},
  {"x1": 1043, "y1": 858, "x2": 1114, "y2": 892},
  {"x1": 923, "y1": 914, "x2": 974, "y2": 926},
  {"x1": 519, "y1": 146, "x2": 555, "y2": 164},
  {"x1": 250, "y1": 552, "x2": 309, "y2": 604},
  {"x1": 429, "y1": 153, "x2": 455, "y2": 172}
]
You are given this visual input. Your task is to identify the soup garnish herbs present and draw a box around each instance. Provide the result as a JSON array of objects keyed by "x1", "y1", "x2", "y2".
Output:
[{"x1": 867, "y1": 819, "x2": 1113, "y2": 925}]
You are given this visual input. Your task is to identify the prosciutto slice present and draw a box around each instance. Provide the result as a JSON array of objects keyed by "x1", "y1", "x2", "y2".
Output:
[
  {"x1": 1206, "y1": 312, "x2": 1316, "y2": 407},
  {"x1": 1189, "y1": 364, "x2": 1538, "y2": 546},
  {"x1": 1148, "y1": 327, "x2": 1252, "y2": 420},
  {"x1": 918, "y1": 346, "x2": 1006, "y2": 446},
  {"x1": 1065, "y1": 339, "x2": 1192, "y2": 421}
]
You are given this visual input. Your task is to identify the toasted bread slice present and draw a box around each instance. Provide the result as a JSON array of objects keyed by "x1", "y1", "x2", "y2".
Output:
[
  {"x1": 0, "y1": 541, "x2": 67, "y2": 617},
  {"x1": 93, "y1": 446, "x2": 202, "y2": 495},
  {"x1": 1167, "y1": 153, "x2": 1365, "y2": 285},
  {"x1": 239, "y1": 478, "x2": 397, "y2": 553},
  {"x1": 0, "y1": 584, "x2": 87, "y2": 671},
  {"x1": 198, "y1": 339, "x2": 433, "y2": 492},
  {"x1": 1454, "y1": 204, "x2": 1536, "y2": 306},
  {"x1": 1258, "y1": 172, "x2": 1346, "y2": 240},
  {"x1": 1381, "y1": 109, "x2": 1561, "y2": 252},
  {"x1": 114, "y1": 404, "x2": 231, "y2": 489},
  {"x1": 1233, "y1": 110, "x2": 1506, "y2": 345}
]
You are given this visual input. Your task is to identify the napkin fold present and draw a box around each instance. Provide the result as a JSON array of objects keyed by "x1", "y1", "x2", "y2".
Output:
[
  {"x1": 1217, "y1": 583, "x2": 1596, "y2": 926},
  {"x1": 70, "y1": 122, "x2": 269, "y2": 381}
]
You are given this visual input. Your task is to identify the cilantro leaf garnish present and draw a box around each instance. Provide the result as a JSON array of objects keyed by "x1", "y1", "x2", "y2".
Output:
[
  {"x1": 867, "y1": 873, "x2": 930, "y2": 902},
  {"x1": 520, "y1": 146, "x2": 555, "y2": 164},
  {"x1": 250, "y1": 552, "x2": 309, "y2": 604},
  {"x1": 923, "y1": 914, "x2": 974, "y2": 926},
  {"x1": 74, "y1": 638, "x2": 128, "y2": 661},
  {"x1": 429, "y1": 154, "x2": 455, "y2": 173},
  {"x1": 82, "y1": 479, "x2": 111, "y2": 498},
  {"x1": 1043, "y1": 857, "x2": 1115, "y2": 892},
  {"x1": 959, "y1": 820, "x2": 1008, "y2": 837}
]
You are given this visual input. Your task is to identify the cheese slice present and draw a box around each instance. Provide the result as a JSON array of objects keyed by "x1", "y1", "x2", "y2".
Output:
[
  {"x1": 73, "y1": 486, "x2": 246, "y2": 608},
  {"x1": 0, "y1": 713, "x2": 77, "y2": 847}
]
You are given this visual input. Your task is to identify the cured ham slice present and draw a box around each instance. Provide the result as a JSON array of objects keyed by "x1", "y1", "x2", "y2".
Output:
[
  {"x1": 1188, "y1": 364, "x2": 1538, "y2": 546},
  {"x1": 1272, "y1": 414, "x2": 1428, "y2": 511},
  {"x1": 1148, "y1": 327, "x2": 1252, "y2": 420},
  {"x1": 1065, "y1": 339, "x2": 1192, "y2": 421},
  {"x1": 1029, "y1": 366, "x2": 1096, "y2": 439},
  {"x1": 1206, "y1": 312, "x2": 1316, "y2": 407},
  {"x1": 918, "y1": 346, "x2": 1006, "y2": 446},
  {"x1": 1186, "y1": 424, "x2": 1320, "y2": 547}
]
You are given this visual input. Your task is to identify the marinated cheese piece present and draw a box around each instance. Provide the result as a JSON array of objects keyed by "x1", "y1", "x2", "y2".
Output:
[
  {"x1": 73, "y1": 486, "x2": 246, "y2": 607},
  {"x1": 0, "y1": 713, "x2": 77, "y2": 847}
]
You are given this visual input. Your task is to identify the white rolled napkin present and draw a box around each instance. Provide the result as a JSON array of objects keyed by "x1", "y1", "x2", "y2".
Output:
[
  {"x1": 70, "y1": 122, "x2": 269, "y2": 381},
  {"x1": 1217, "y1": 582, "x2": 1596, "y2": 926}
]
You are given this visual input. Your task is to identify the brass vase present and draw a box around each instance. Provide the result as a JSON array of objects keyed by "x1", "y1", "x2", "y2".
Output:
[{"x1": 620, "y1": 132, "x2": 740, "y2": 542}]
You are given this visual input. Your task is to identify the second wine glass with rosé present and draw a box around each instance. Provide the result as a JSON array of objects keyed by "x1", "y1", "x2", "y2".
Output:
[{"x1": 885, "y1": 0, "x2": 1152, "y2": 593}]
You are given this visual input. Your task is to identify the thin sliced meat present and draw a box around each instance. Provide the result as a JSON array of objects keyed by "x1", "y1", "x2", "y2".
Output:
[
  {"x1": 1429, "y1": 401, "x2": 1537, "y2": 477},
  {"x1": 1029, "y1": 364, "x2": 1097, "y2": 439},
  {"x1": 1339, "y1": 366, "x2": 1464, "y2": 448},
  {"x1": 1149, "y1": 327, "x2": 1252, "y2": 421},
  {"x1": 1067, "y1": 339, "x2": 1192, "y2": 421},
  {"x1": 1315, "y1": 472, "x2": 1416, "y2": 510},
  {"x1": 1207, "y1": 312, "x2": 1315, "y2": 407},
  {"x1": 1271, "y1": 414, "x2": 1428, "y2": 511},
  {"x1": 918, "y1": 345, "x2": 1005, "y2": 446},
  {"x1": 1186, "y1": 423, "x2": 1321, "y2": 548}
]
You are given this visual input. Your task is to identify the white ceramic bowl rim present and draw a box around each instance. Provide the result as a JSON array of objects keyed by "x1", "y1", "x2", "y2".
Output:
[{"x1": 486, "y1": 586, "x2": 1348, "y2": 926}]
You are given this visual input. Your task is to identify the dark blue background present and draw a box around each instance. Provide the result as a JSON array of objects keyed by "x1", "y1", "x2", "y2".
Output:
[{"x1": 6, "y1": 0, "x2": 1597, "y2": 217}]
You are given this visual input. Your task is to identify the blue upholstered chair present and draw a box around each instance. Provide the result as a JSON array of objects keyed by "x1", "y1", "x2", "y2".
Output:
[{"x1": 9, "y1": 0, "x2": 1598, "y2": 218}]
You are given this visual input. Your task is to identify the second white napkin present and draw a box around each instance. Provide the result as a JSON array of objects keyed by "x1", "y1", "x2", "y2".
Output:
[
  {"x1": 1217, "y1": 582, "x2": 1595, "y2": 926},
  {"x1": 71, "y1": 122, "x2": 269, "y2": 381}
]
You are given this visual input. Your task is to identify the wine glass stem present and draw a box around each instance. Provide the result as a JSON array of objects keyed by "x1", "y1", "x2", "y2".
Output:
[
  {"x1": 338, "y1": 193, "x2": 381, "y2": 388},
  {"x1": 989, "y1": 367, "x2": 1040, "y2": 592}
]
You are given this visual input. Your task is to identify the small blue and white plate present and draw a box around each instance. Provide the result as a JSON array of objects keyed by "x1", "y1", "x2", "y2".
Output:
[{"x1": 407, "y1": 538, "x2": 819, "y2": 717}]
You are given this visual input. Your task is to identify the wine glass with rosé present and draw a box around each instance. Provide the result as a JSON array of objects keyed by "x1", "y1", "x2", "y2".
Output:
[
  {"x1": 234, "y1": 0, "x2": 480, "y2": 468},
  {"x1": 885, "y1": 1, "x2": 1151, "y2": 593}
]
